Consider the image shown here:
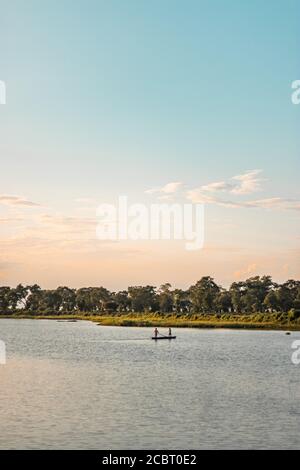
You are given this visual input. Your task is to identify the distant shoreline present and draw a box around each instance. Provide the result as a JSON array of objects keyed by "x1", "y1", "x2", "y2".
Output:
[{"x1": 1, "y1": 313, "x2": 299, "y2": 331}]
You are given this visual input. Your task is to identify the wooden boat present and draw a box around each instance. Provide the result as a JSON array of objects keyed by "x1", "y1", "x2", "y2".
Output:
[{"x1": 152, "y1": 336, "x2": 176, "y2": 340}]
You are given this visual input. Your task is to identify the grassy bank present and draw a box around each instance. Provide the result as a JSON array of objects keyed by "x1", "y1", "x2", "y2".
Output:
[
  {"x1": 1, "y1": 311, "x2": 300, "y2": 330},
  {"x1": 94, "y1": 312, "x2": 300, "y2": 330}
]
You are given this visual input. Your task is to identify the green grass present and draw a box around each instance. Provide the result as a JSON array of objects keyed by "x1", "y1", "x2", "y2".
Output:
[{"x1": 1, "y1": 311, "x2": 300, "y2": 330}]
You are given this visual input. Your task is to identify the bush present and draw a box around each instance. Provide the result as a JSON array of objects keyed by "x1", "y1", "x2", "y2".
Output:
[{"x1": 288, "y1": 309, "x2": 300, "y2": 321}]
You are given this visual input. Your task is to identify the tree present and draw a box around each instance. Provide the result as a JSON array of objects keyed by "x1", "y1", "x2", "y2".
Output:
[
  {"x1": 243, "y1": 276, "x2": 274, "y2": 312},
  {"x1": 75, "y1": 287, "x2": 111, "y2": 313},
  {"x1": 56, "y1": 286, "x2": 76, "y2": 312},
  {"x1": 158, "y1": 283, "x2": 173, "y2": 313},
  {"x1": 172, "y1": 289, "x2": 190, "y2": 313},
  {"x1": 263, "y1": 290, "x2": 278, "y2": 312},
  {"x1": 103, "y1": 300, "x2": 118, "y2": 313},
  {"x1": 25, "y1": 285, "x2": 42, "y2": 311},
  {"x1": 275, "y1": 284, "x2": 294, "y2": 312},
  {"x1": 40, "y1": 290, "x2": 63, "y2": 311},
  {"x1": 128, "y1": 286, "x2": 158, "y2": 312},
  {"x1": 1, "y1": 275, "x2": 300, "y2": 318},
  {"x1": 230, "y1": 276, "x2": 275, "y2": 313},
  {"x1": 113, "y1": 291, "x2": 130, "y2": 312},
  {"x1": 230, "y1": 282, "x2": 245, "y2": 313},
  {"x1": 7, "y1": 284, "x2": 28, "y2": 310},
  {"x1": 76, "y1": 288, "x2": 93, "y2": 312},
  {"x1": 215, "y1": 290, "x2": 232, "y2": 313},
  {"x1": 189, "y1": 277, "x2": 220, "y2": 313},
  {"x1": 0, "y1": 287, "x2": 11, "y2": 313},
  {"x1": 90, "y1": 287, "x2": 111, "y2": 312},
  {"x1": 242, "y1": 290, "x2": 260, "y2": 313}
]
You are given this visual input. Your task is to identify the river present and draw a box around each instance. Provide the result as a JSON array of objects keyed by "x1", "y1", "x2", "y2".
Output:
[{"x1": 0, "y1": 319, "x2": 299, "y2": 449}]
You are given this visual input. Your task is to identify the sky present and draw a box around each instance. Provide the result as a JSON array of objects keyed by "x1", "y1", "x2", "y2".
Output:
[{"x1": 0, "y1": 0, "x2": 299, "y2": 289}]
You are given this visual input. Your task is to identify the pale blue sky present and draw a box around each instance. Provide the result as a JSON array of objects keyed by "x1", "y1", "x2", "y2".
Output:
[{"x1": 0, "y1": 1, "x2": 299, "y2": 287}]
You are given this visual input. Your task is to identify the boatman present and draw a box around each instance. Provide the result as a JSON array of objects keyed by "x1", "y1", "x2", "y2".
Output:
[
  {"x1": 154, "y1": 327, "x2": 159, "y2": 338},
  {"x1": 168, "y1": 327, "x2": 172, "y2": 336}
]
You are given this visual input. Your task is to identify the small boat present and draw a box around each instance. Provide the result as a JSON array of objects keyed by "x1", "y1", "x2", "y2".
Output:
[{"x1": 152, "y1": 336, "x2": 176, "y2": 340}]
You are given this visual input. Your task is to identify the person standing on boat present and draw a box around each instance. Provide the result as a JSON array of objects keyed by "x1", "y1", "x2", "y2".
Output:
[
  {"x1": 168, "y1": 327, "x2": 172, "y2": 336},
  {"x1": 154, "y1": 327, "x2": 159, "y2": 338}
]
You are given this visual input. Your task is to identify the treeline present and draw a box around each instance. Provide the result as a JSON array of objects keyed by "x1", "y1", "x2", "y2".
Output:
[{"x1": 0, "y1": 276, "x2": 300, "y2": 319}]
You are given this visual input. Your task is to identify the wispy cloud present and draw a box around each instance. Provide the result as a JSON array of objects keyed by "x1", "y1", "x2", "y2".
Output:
[
  {"x1": 145, "y1": 181, "x2": 183, "y2": 195},
  {"x1": 186, "y1": 191, "x2": 300, "y2": 212},
  {"x1": 146, "y1": 171, "x2": 265, "y2": 206},
  {"x1": 234, "y1": 262, "x2": 258, "y2": 279},
  {"x1": 0, "y1": 195, "x2": 40, "y2": 207},
  {"x1": 200, "y1": 181, "x2": 234, "y2": 192},
  {"x1": 186, "y1": 190, "x2": 220, "y2": 205},
  {"x1": 199, "y1": 170, "x2": 263, "y2": 195},
  {"x1": 231, "y1": 170, "x2": 263, "y2": 195},
  {"x1": 244, "y1": 197, "x2": 300, "y2": 211},
  {"x1": 185, "y1": 170, "x2": 300, "y2": 212}
]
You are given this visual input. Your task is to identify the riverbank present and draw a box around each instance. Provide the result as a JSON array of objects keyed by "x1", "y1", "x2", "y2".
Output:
[{"x1": 1, "y1": 312, "x2": 300, "y2": 330}]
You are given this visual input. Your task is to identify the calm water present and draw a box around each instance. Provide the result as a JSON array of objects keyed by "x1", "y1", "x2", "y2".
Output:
[{"x1": 0, "y1": 319, "x2": 299, "y2": 449}]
